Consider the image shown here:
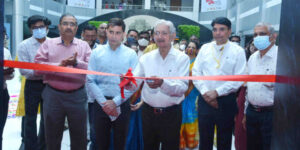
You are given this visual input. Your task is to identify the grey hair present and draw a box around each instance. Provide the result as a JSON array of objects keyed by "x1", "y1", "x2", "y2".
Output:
[
  {"x1": 154, "y1": 19, "x2": 176, "y2": 34},
  {"x1": 255, "y1": 22, "x2": 275, "y2": 34}
]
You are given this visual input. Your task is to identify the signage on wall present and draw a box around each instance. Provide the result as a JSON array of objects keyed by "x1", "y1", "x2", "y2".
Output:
[
  {"x1": 201, "y1": 0, "x2": 227, "y2": 12},
  {"x1": 67, "y1": 0, "x2": 95, "y2": 9}
]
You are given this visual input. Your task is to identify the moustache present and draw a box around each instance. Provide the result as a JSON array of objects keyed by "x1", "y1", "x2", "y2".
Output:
[
  {"x1": 64, "y1": 29, "x2": 73, "y2": 33},
  {"x1": 156, "y1": 40, "x2": 165, "y2": 42}
]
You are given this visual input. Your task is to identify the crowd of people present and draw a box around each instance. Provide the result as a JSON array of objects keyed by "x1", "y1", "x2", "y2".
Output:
[{"x1": 1, "y1": 13, "x2": 277, "y2": 150}]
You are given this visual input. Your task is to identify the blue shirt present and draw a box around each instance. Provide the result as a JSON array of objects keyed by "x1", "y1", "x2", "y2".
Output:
[{"x1": 86, "y1": 43, "x2": 138, "y2": 106}]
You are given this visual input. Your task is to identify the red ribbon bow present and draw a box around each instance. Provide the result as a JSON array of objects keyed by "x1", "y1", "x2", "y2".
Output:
[{"x1": 119, "y1": 68, "x2": 137, "y2": 99}]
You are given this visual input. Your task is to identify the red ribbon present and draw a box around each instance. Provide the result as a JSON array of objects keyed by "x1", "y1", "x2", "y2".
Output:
[
  {"x1": 119, "y1": 68, "x2": 137, "y2": 99},
  {"x1": 3, "y1": 60, "x2": 300, "y2": 97}
]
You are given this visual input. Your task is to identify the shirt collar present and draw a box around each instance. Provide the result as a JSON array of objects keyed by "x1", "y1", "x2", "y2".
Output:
[
  {"x1": 106, "y1": 43, "x2": 123, "y2": 52},
  {"x1": 56, "y1": 36, "x2": 78, "y2": 45},
  {"x1": 264, "y1": 44, "x2": 277, "y2": 58},
  {"x1": 212, "y1": 40, "x2": 229, "y2": 51},
  {"x1": 30, "y1": 36, "x2": 48, "y2": 45}
]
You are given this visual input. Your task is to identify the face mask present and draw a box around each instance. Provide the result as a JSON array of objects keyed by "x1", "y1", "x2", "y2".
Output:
[
  {"x1": 179, "y1": 44, "x2": 186, "y2": 51},
  {"x1": 138, "y1": 38, "x2": 149, "y2": 47},
  {"x1": 127, "y1": 37, "x2": 137, "y2": 45},
  {"x1": 32, "y1": 27, "x2": 47, "y2": 39},
  {"x1": 233, "y1": 41, "x2": 240, "y2": 45},
  {"x1": 253, "y1": 35, "x2": 271, "y2": 50}
]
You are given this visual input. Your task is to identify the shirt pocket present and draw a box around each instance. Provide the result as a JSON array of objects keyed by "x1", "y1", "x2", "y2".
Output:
[{"x1": 222, "y1": 57, "x2": 236, "y2": 74}]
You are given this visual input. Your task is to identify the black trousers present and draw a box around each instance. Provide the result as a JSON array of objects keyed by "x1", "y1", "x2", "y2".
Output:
[
  {"x1": 94, "y1": 99, "x2": 130, "y2": 150},
  {"x1": 24, "y1": 80, "x2": 46, "y2": 150},
  {"x1": 197, "y1": 93, "x2": 237, "y2": 150},
  {"x1": 142, "y1": 103, "x2": 182, "y2": 150},
  {"x1": 246, "y1": 105, "x2": 273, "y2": 150},
  {"x1": 0, "y1": 88, "x2": 9, "y2": 150},
  {"x1": 88, "y1": 102, "x2": 97, "y2": 150}
]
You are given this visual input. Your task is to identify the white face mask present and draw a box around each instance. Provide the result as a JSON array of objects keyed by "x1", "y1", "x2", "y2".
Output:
[
  {"x1": 233, "y1": 41, "x2": 240, "y2": 45},
  {"x1": 179, "y1": 44, "x2": 186, "y2": 51},
  {"x1": 32, "y1": 27, "x2": 47, "y2": 39},
  {"x1": 138, "y1": 38, "x2": 149, "y2": 47}
]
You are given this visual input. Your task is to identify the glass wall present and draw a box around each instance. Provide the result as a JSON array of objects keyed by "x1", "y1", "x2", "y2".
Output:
[
  {"x1": 151, "y1": 0, "x2": 193, "y2": 11},
  {"x1": 102, "y1": 0, "x2": 145, "y2": 10}
]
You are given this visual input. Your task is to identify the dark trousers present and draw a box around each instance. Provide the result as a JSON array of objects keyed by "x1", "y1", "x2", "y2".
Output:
[
  {"x1": 142, "y1": 103, "x2": 182, "y2": 150},
  {"x1": 0, "y1": 88, "x2": 9, "y2": 150},
  {"x1": 42, "y1": 85, "x2": 87, "y2": 150},
  {"x1": 24, "y1": 80, "x2": 46, "y2": 150},
  {"x1": 94, "y1": 99, "x2": 130, "y2": 150},
  {"x1": 246, "y1": 105, "x2": 273, "y2": 150},
  {"x1": 198, "y1": 93, "x2": 237, "y2": 150},
  {"x1": 88, "y1": 102, "x2": 97, "y2": 150}
]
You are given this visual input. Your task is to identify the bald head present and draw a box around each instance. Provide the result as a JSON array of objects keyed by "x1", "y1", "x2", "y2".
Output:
[{"x1": 98, "y1": 23, "x2": 108, "y2": 37}]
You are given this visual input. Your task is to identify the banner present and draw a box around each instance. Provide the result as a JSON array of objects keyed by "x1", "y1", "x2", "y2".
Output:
[
  {"x1": 67, "y1": 0, "x2": 95, "y2": 9},
  {"x1": 201, "y1": 0, "x2": 227, "y2": 12}
]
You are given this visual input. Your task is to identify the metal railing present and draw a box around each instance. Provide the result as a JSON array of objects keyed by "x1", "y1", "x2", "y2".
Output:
[
  {"x1": 102, "y1": 4, "x2": 144, "y2": 10},
  {"x1": 150, "y1": 6, "x2": 193, "y2": 11}
]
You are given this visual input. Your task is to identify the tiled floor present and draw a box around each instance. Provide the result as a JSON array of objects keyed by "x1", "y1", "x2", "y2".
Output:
[{"x1": 3, "y1": 69, "x2": 235, "y2": 150}]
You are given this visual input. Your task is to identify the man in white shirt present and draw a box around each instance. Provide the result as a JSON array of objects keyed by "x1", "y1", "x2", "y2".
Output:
[
  {"x1": 243, "y1": 22, "x2": 277, "y2": 150},
  {"x1": 17, "y1": 15, "x2": 51, "y2": 150},
  {"x1": 192, "y1": 17, "x2": 247, "y2": 150},
  {"x1": 136, "y1": 31, "x2": 150, "y2": 58},
  {"x1": 126, "y1": 19, "x2": 190, "y2": 150}
]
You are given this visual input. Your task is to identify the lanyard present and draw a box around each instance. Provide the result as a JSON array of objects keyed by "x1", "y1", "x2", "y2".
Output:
[{"x1": 212, "y1": 45, "x2": 225, "y2": 69}]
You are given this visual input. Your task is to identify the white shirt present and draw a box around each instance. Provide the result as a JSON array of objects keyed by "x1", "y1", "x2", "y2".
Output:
[
  {"x1": 246, "y1": 45, "x2": 278, "y2": 107},
  {"x1": 137, "y1": 49, "x2": 144, "y2": 59},
  {"x1": 17, "y1": 36, "x2": 48, "y2": 80},
  {"x1": 3, "y1": 48, "x2": 14, "y2": 89},
  {"x1": 192, "y1": 41, "x2": 247, "y2": 96},
  {"x1": 133, "y1": 47, "x2": 190, "y2": 108}
]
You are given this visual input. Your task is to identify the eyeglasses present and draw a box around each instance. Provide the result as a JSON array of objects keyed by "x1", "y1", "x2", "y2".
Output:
[
  {"x1": 61, "y1": 22, "x2": 77, "y2": 27},
  {"x1": 99, "y1": 27, "x2": 107, "y2": 29},
  {"x1": 154, "y1": 31, "x2": 169, "y2": 36}
]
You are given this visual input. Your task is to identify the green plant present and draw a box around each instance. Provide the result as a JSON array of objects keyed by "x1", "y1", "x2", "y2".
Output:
[
  {"x1": 88, "y1": 21, "x2": 108, "y2": 28},
  {"x1": 178, "y1": 25, "x2": 200, "y2": 41}
]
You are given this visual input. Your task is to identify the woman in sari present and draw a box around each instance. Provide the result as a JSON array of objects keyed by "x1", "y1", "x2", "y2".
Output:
[{"x1": 180, "y1": 41, "x2": 200, "y2": 150}]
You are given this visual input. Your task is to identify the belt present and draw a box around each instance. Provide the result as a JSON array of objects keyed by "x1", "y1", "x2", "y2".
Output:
[
  {"x1": 47, "y1": 84, "x2": 84, "y2": 93},
  {"x1": 249, "y1": 103, "x2": 273, "y2": 112},
  {"x1": 144, "y1": 102, "x2": 181, "y2": 115},
  {"x1": 26, "y1": 79, "x2": 44, "y2": 84}
]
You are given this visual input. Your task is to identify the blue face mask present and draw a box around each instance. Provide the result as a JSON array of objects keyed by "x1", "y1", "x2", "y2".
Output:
[
  {"x1": 253, "y1": 35, "x2": 271, "y2": 50},
  {"x1": 32, "y1": 27, "x2": 47, "y2": 39}
]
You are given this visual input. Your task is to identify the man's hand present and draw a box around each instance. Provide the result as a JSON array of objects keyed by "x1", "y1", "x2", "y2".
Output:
[
  {"x1": 130, "y1": 100, "x2": 144, "y2": 111},
  {"x1": 203, "y1": 90, "x2": 218, "y2": 102},
  {"x1": 208, "y1": 99, "x2": 219, "y2": 109},
  {"x1": 146, "y1": 76, "x2": 163, "y2": 89},
  {"x1": 102, "y1": 100, "x2": 118, "y2": 116},
  {"x1": 59, "y1": 52, "x2": 77, "y2": 67},
  {"x1": 203, "y1": 90, "x2": 219, "y2": 109},
  {"x1": 4, "y1": 67, "x2": 14, "y2": 76},
  {"x1": 242, "y1": 116, "x2": 246, "y2": 130}
]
